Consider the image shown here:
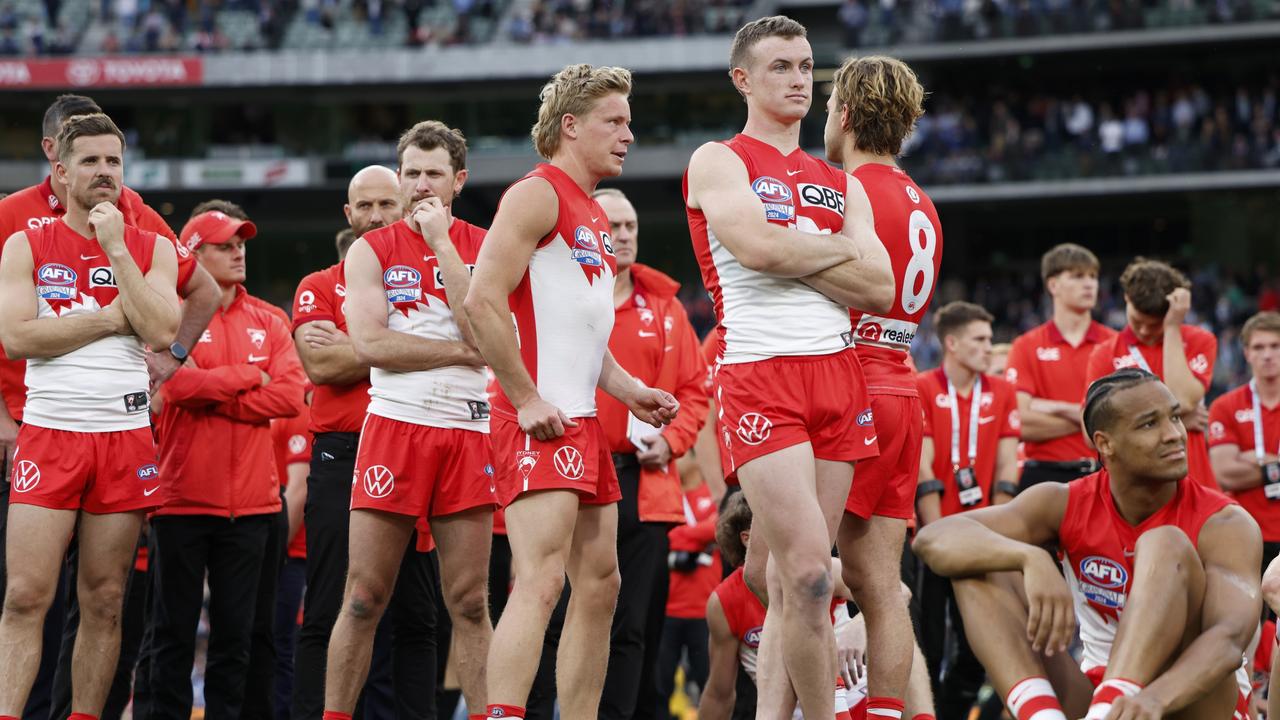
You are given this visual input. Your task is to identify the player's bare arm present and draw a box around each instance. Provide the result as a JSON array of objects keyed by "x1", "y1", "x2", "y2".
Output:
[
  {"x1": 1017, "y1": 392, "x2": 1083, "y2": 441},
  {"x1": 799, "y1": 175, "x2": 894, "y2": 313},
  {"x1": 463, "y1": 176, "x2": 573, "y2": 440},
  {"x1": 686, "y1": 142, "x2": 858, "y2": 278},
  {"x1": 412, "y1": 196, "x2": 477, "y2": 347},
  {"x1": 1129, "y1": 506, "x2": 1261, "y2": 715},
  {"x1": 597, "y1": 349, "x2": 679, "y2": 428},
  {"x1": 913, "y1": 482, "x2": 1075, "y2": 655},
  {"x1": 344, "y1": 237, "x2": 482, "y2": 372},
  {"x1": 1209, "y1": 443, "x2": 1277, "y2": 491},
  {"x1": 0, "y1": 231, "x2": 128, "y2": 359},
  {"x1": 293, "y1": 320, "x2": 369, "y2": 386},
  {"x1": 1160, "y1": 288, "x2": 1206, "y2": 412},
  {"x1": 699, "y1": 593, "x2": 739, "y2": 720},
  {"x1": 916, "y1": 436, "x2": 942, "y2": 526},
  {"x1": 88, "y1": 201, "x2": 180, "y2": 348}
]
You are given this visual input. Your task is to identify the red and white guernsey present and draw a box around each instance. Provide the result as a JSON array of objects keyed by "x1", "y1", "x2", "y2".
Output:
[
  {"x1": 491, "y1": 163, "x2": 617, "y2": 419},
  {"x1": 1058, "y1": 470, "x2": 1249, "y2": 693},
  {"x1": 362, "y1": 218, "x2": 489, "y2": 429},
  {"x1": 850, "y1": 164, "x2": 943, "y2": 394},
  {"x1": 22, "y1": 219, "x2": 159, "y2": 431},
  {"x1": 685, "y1": 134, "x2": 852, "y2": 363}
]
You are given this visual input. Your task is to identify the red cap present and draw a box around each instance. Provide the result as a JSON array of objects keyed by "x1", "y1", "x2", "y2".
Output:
[{"x1": 180, "y1": 210, "x2": 257, "y2": 252}]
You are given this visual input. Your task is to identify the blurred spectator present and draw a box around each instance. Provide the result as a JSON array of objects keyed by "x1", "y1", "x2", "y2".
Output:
[{"x1": 838, "y1": 0, "x2": 868, "y2": 46}]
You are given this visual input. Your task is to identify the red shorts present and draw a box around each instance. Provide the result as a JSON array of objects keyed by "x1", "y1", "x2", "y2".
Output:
[
  {"x1": 490, "y1": 414, "x2": 620, "y2": 507},
  {"x1": 10, "y1": 424, "x2": 160, "y2": 514},
  {"x1": 350, "y1": 414, "x2": 497, "y2": 518},
  {"x1": 845, "y1": 393, "x2": 922, "y2": 520},
  {"x1": 715, "y1": 349, "x2": 877, "y2": 481},
  {"x1": 1084, "y1": 667, "x2": 1250, "y2": 719}
]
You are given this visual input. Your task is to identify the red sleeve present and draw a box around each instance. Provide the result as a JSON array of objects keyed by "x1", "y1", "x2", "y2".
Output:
[
  {"x1": 1006, "y1": 336, "x2": 1035, "y2": 395},
  {"x1": 1207, "y1": 395, "x2": 1241, "y2": 449},
  {"x1": 292, "y1": 271, "x2": 336, "y2": 332},
  {"x1": 658, "y1": 303, "x2": 711, "y2": 458},
  {"x1": 163, "y1": 364, "x2": 263, "y2": 406},
  {"x1": 669, "y1": 514, "x2": 718, "y2": 551},
  {"x1": 1185, "y1": 328, "x2": 1217, "y2": 390},
  {"x1": 135, "y1": 202, "x2": 177, "y2": 240},
  {"x1": 285, "y1": 418, "x2": 313, "y2": 465},
  {"x1": 1085, "y1": 341, "x2": 1114, "y2": 389},
  {"x1": 998, "y1": 382, "x2": 1021, "y2": 438},
  {"x1": 215, "y1": 314, "x2": 306, "y2": 422}
]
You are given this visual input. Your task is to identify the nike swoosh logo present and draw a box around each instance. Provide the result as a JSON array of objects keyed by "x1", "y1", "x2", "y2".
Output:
[
  {"x1": 638, "y1": 331, "x2": 657, "y2": 337},
  {"x1": 786, "y1": 170, "x2": 802, "y2": 176},
  {"x1": 864, "y1": 436, "x2": 877, "y2": 445},
  {"x1": 81, "y1": 254, "x2": 99, "y2": 260},
  {"x1": 979, "y1": 416, "x2": 995, "y2": 424},
  {"x1": 248, "y1": 354, "x2": 269, "y2": 362},
  {"x1": 591, "y1": 216, "x2": 600, "y2": 222},
  {"x1": 143, "y1": 487, "x2": 160, "y2": 497}
]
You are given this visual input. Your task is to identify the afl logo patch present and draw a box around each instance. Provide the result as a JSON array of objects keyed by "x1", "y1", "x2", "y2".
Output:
[
  {"x1": 37, "y1": 263, "x2": 77, "y2": 300},
  {"x1": 752, "y1": 177, "x2": 792, "y2": 203},
  {"x1": 856, "y1": 409, "x2": 874, "y2": 426},
  {"x1": 744, "y1": 626, "x2": 763, "y2": 648},
  {"x1": 1080, "y1": 555, "x2": 1127, "y2": 589},
  {"x1": 383, "y1": 266, "x2": 421, "y2": 288},
  {"x1": 571, "y1": 226, "x2": 603, "y2": 267}
]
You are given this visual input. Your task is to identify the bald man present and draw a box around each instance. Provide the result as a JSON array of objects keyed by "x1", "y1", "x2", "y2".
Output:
[{"x1": 290, "y1": 166, "x2": 441, "y2": 720}]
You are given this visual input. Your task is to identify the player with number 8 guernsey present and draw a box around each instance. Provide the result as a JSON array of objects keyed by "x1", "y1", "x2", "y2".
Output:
[
  {"x1": 823, "y1": 55, "x2": 941, "y2": 720},
  {"x1": 684, "y1": 17, "x2": 896, "y2": 720}
]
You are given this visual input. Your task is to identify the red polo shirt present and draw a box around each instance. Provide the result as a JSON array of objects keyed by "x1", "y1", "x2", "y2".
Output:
[
  {"x1": 1087, "y1": 325, "x2": 1217, "y2": 488},
  {"x1": 1208, "y1": 383, "x2": 1280, "y2": 541},
  {"x1": 291, "y1": 260, "x2": 371, "y2": 434},
  {"x1": 1006, "y1": 319, "x2": 1115, "y2": 462},
  {"x1": 919, "y1": 369, "x2": 1020, "y2": 517},
  {"x1": 271, "y1": 408, "x2": 313, "y2": 558}
]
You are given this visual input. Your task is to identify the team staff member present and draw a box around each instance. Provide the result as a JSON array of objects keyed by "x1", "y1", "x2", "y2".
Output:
[
  {"x1": 914, "y1": 302, "x2": 1019, "y2": 720},
  {"x1": 148, "y1": 210, "x2": 305, "y2": 720},
  {"x1": 0, "y1": 112, "x2": 181, "y2": 718},
  {"x1": 467, "y1": 64, "x2": 678, "y2": 720},
  {"x1": 914, "y1": 370, "x2": 1260, "y2": 720},
  {"x1": 271, "y1": 389, "x2": 313, "y2": 720},
  {"x1": 1007, "y1": 244, "x2": 1115, "y2": 489},
  {"x1": 526, "y1": 188, "x2": 709, "y2": 720},
  {"x1": 1210, "y1": 311, "x2": 1280, "y2": 575},
  {"x1": 1086, "y1": 258, "x2": 1216, "y2": 488},
  {"x1": 0, "y1": 95, "x2": 219, "y2": 720},
  {"x1": 292, "y1": 167, "x2": 438, "y2": 720}
]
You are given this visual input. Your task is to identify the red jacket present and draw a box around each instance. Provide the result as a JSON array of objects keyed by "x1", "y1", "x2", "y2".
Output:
[
  {"x1": 596, "y1": 264, "x2": 710, "y2": 523},
  {"x1": 155, "y1": 286, "x2": 306, "y2": 518}
]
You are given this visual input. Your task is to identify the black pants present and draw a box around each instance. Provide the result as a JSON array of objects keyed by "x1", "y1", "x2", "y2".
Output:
[
  {"x1": 918, "y1": 563, "x2": 986, "y2": 720},
  {"x1": 1018, "y1": 461, "x2": 1097, "y2": 491},
  {"x1": 147, "y1": 514, "x2": 272, "y2": 720},
  {"x1": 655, "y1": 616, "x2": 709, "y2": 716},
  {"x1": 527, "y1": 457, "x2": 671, "y2": 720},
  {"x1": 291, "y1": 429, "x2": 440, "y2": 720},
  {"x1": 245, "y1": 503, "x2": 289, "y2": 720},
  {"x1": 274, "y1": 556, "x2": 307, "y2": 720},
  {"x1": 488, "y1": 532, "x2": 512, "y2": 623},
  {"x1": 50, "y1": 533, "x2": 148, "y2": 720}
]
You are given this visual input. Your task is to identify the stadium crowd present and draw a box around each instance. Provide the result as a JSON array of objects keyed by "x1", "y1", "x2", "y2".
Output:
[{"x1": 2, "y1": 14, "x2": 1280, "y2": 720}]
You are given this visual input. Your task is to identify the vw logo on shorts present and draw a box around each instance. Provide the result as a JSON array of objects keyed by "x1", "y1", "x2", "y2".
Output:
[
  {"x1": 362, "y1": 465, "x2": 395, "y2": 498},
  {"x1": 736, "y1": 412, "x2": 772, "y2": 446},
  {"x1": 553, "y1": 446, "x2": 584, "y2": 480},
  {"x1": 12, "y1": 460, "x2": 41, "y2": 493}
]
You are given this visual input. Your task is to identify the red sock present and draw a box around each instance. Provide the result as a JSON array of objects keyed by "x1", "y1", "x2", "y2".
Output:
[
  {"x1": 1084, "y1": 678, "x2": 1143, "y2": 720},
  {"x1": 323, "y1": 712, "x2": 353, "y2": 720},
  {"x1": 1005, "y1": 677, "x2": 1067, "y2": 720},
  {"x1": 485, "y1": 705, "x2": 526, "y2": 718},
  {"x1": 470, "y1": 716, "x2": 489, "y2": 720},
  {"x1": 911, "y1": 715, "x2": 936, "y2": 720},
  {"x1": 866, "y1": 697, "x2": 905, "y2": 720},
  {"x1": 1, "y1": 716, "x2": 19, "y2": 720},
  {"x1": 69, "y1": 714, "x2": 98, "y2": 720}
]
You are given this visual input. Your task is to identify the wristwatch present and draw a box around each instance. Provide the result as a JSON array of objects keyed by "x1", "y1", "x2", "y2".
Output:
[{"x1": 168, "y1": 341, "x2": 189, "y2": 362}]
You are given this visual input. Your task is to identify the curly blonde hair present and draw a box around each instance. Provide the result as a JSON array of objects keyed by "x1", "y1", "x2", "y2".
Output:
[
  {"x1": 831, "y1": 55, "x2": 925, "y2": 157},
  {"x1": 531, "y1": 64, "x2": 633, "y2": 160}
]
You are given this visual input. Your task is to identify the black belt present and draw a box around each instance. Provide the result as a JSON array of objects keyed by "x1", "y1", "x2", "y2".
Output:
[
  {"x1": 1023, "y1": 458, "x2": 1100, "y2": 474},
  {"x1": 612, "y1": 453, "x2": 640, "y2": 472},
  {"x1": 316, "y1": 431, "x2": 360, "y2": 441}
]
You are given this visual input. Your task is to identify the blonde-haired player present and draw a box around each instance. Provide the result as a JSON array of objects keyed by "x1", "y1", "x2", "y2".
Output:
[{"x1": 465, "y1": 64, "x2": 678, "y2": 720}]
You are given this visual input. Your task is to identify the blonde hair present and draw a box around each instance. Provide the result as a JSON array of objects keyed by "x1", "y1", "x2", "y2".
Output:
[
  {"x1": 831, "y1": 55, "x2": 925, "y2": 157},
  {"x1": 729, "y1": 15, "x2": 806, "y2": 71},
  {"x1": 531, "y1": 64, "x2": 633, "y2": 160},
  {"x1": 56, "y1": 113, "x2": 126, "y2": 163}
]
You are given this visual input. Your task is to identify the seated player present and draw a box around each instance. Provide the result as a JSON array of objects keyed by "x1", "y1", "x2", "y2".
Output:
[
  {"x1": 702, "y1": 493, "x2": 934, "y2": 720},
  {"x1": 915, "y1": 369, "x2": 1261, "y2": 720}
]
